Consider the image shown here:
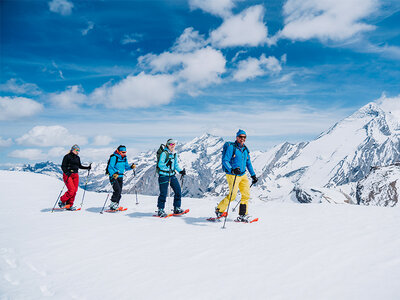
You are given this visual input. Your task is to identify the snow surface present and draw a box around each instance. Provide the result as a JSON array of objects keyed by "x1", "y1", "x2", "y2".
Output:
[{"x1": 1, "y1": 171, "x2": 400, "y2": 299}]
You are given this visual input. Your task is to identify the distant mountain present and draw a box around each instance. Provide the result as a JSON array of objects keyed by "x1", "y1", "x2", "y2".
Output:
[
  {"x1": 11, "y1": 100, "x2": 400, "y2": 205},
  {"x1": 356, "y1": 163, "x2": 400, "y2": 207}
]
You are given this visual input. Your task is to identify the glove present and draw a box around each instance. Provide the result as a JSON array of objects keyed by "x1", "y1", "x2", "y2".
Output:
[
  {"x1": 131, "y1": 163, "x2": 136, "y2": 169},
  {"x1": 251, "y1": 175, "x2": 258, "y2": 184},
  {"x1": 233, "y1": 167, "x2": 241, "y2": 175},
  {"x1": 88, "y1": 163, "x2": 92, "y2": 171},
  {"x1": 112, "y1": 173, "x2": 119, "y2": 180},
  {"x1": 166, "y1": 160, "x2": 172, "y2": 168},
  {"x1": 179, "y1": 168, "x2": 186, "y2": 176}
]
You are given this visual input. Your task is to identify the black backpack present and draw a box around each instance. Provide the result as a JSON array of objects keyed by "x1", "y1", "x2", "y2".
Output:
[{"x1": 105, "y1": 154, "x2": 117, "y2": 175}]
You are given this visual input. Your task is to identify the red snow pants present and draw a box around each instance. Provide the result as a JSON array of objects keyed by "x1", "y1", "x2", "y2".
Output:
[{"x1": 60, "y1": 173, "x2": 79, "y2": 206}]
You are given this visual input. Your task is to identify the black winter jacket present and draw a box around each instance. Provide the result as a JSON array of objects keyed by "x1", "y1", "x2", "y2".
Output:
[{"x1": 61, "y1": 152, "x2": 90, "y2": 175}]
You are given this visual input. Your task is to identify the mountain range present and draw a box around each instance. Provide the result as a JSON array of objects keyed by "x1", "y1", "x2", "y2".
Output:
[{"x1": 11, "y1": 99, "x2": 400, "y2": 205}]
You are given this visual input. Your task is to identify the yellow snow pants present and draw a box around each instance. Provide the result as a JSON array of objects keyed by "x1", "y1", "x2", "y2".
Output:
[{"x1": 217, "y1": 174, "x2": 250, "y2": 214}]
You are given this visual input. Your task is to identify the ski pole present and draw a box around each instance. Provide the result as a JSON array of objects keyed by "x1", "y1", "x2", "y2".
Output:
[
  {"x1": 133, "y1": 169, "x2": 139, "y2": 205},
  {"x1": 180, "y1": 174, "x2": 184, "y2": 189},
  {"x1": 100, "y1": 193, "x2": 110, "y2": 214},
  {"x1": 222, "y1": 174, "x2": 238, "y2": 229},
  {"x1": 51, "y1": 181, "x2": 66, "y2": 213},
  {"x1": 80, "y1": 167, "x2": 91, "y2": 208}
]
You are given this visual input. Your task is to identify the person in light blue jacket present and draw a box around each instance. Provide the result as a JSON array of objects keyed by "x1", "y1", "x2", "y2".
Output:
[
  {"x1": 107, "y1": 145, "x2": 136, "y2": 210},
  {"x1": 156, "y1": 139, "x2": 186, "y2": 217}
]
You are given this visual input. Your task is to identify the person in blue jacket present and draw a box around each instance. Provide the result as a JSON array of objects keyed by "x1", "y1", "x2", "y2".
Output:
[
  {"x1": 107, "y1": 145, "x2": 136, "y2": 210},
  {"x1": 216, "y1": 129, "x2": 258, "y2": 222},
  {"x1": 156, "y1": 138, "x2": 186, "y2": 217}
]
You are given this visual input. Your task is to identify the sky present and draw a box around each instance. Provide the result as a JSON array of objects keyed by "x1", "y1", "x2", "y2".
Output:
[{"x1": 1, "y1": 0, "x2": 400, "y2": 165}]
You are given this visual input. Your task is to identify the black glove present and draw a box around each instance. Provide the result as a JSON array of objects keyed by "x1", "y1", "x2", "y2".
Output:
[
  {"x1": 88, "y1": 163, "x2": 92, "y2": 171},
  {"x1": 251, "y1": 175, "x2": 258, "y2": 184},
  {"x1": 179, "y1": 168, "x2": 186, "y2": 176},
  {"x1": 166, "y1": 160, "x2": 172, "y2": 168},
  {"x1": 233, "y1": 167, "x2": 241, "y2": 175}
]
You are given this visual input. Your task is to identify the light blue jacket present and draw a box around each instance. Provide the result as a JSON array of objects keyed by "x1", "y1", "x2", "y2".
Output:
[
  {"x1": 108, "y1": 152, "x2": 132, "y2": 178},
  {"x1": 222, "y1": 142, "x2": 255, "y2": 177},
  {"x1": 158, "y1": 149, "x2": 182, "y2": 176}
]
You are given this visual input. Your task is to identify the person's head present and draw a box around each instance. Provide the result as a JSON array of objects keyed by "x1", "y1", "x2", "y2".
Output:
[
  {"x1": 166, "y1": 139, "x2": 177, "y2": 152},
  {"x1": 116, "y1": 145, "x2": 127, "y2": 157},
  {"x1": 71, "y1": 144, "x2": 80, "y2": 155},
  {"x1": 236, "y1": 129, "x2": 247, "y2": 146}
]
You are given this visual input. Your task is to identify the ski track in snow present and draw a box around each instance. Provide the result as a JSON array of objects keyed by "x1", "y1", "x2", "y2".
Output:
[{"x1": 1, "y1": 170, "x2": 400, "y2": 300}]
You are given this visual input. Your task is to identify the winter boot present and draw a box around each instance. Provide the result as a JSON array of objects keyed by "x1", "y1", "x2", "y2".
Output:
[
  {"x1": 173, "y1": 207, "x2": 184, "y2": 214},
  {"x1": 215, "y1": 207, "x2": 224, "y2": 218},
  {"x1": 58, "y1": 200, "x2": 66, "y2": 208},
  {"x1": 239, "y1": 203, "x2": 247, "y2": 216},
  {"x1": 109, "y1": 201, "x2": 119, "y2": 211},
  {"x1": 157, "y1": 208, "x2": 168, "y2": 217}
]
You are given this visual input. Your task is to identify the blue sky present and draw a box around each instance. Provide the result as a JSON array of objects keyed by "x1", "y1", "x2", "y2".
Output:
[{"x1": 1, "y1": 0, "x2": 400, "y2": 165}]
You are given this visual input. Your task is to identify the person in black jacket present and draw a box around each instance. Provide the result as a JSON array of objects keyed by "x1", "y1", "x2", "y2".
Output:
[{"x1": 59, "y1": 144, "x2": 91, "y2": 210}]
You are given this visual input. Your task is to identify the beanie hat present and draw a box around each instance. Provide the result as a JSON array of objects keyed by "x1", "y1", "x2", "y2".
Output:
[
  {"x1": 71, "y1": 144, "x2": 80, "y2": 152},
  {"x1": 236, "y1": 129, "x2": 246, "y2": 137},
  {"x1": 117, "y1": 145, "x2": 126, "y2": 152},
  {"x1": 166, "y1": 139, "x2": 177, "y2": 145}
]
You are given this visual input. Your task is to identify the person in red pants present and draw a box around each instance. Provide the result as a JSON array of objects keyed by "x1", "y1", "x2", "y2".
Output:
[{"x1": 59, "y1": 144, "x2": 91, "y2": 210}]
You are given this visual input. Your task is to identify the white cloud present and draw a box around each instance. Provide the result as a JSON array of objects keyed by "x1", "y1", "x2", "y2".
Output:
[
  {"x1": 16, "y1": 125, "x2": 88, "y2": 147},
  {"x1": 9, "y1": 147, "x2": 68, "y2": 161},
  {"x1": 279, "y1": 0, "x2": 378, "y2": 42},
  {"x1": 0, "y1": 78, "x2": 41, "y2": 96},
  {"x1": 9, "y1": 149, "x2": 45, "y2": 160},
  {"x1": 90, "y1": 72, "x2": 176, "y2": 108},
  {"x1": 48, "y1": 85, "x2": 87, "y2": 109},
  {"x1": 0, "y1": 137, "x2": 12, "y2": 148},
  {"x1": 82, "y1": 21, "x2": 94, "y2": 36},
  {"x1": 377, "y1": 94, "x2": 400, "y2": 119},
  {"x1": 93, "y1": 135, "x2": 113, "y2": 146},
  {"x1": 0, "y1": 96, "x2": 43, "y2": 120},
  {"x1": 210, "y1": 5, "x2": 270, "y2": 48},
  {"x1": 232, "y1": 54, "x2": 282, "y2": 82},
  {"x1": 79, "y1": 147, "x2": 114, "y2": 162},
  {"x1": 172, "y1": 27, "x2": 207, "y2": 52},
  {"x1": 121, "y1": 33, "x2": 142, "y2": 45},
  {"x1": 140, "y1": 46, "x2": 226, "y2": 90},
  {"x1": 48, "y1": 0, "x2": 74, "y2": 16},
  {"x1": 51, "y1": 61, "x2": 65, "y2": 79},
  {"x1": 189, "y1": 0, "x2": 238, "y2": 17}
]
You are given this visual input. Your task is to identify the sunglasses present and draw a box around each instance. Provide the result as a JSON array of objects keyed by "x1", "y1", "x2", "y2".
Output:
[
  {"x1": 120, "y1": 151, "x2": 127, "y2": 154},
  {"x1": 168, "y1": 143, "x2": 176, "y2": 146},
  {"x1": 238, "y1": 135, "x2": 247, "y2": 139}
]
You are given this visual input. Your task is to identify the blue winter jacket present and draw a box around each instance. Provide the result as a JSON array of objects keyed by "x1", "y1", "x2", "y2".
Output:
[
  {"x1": 222, "y1": 141, "x2": 255, "y2": 176},
  {"x1": 108, "y1": 152, "x2": 132, "y2": 178},
  {"x1": 158, "y1": 149, "x2": 182, "y2": 176}
]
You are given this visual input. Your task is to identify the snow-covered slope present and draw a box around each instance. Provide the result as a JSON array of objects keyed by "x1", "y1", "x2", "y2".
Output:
[
  {"x1": 1, "y1": 171, "x2": 400, "y2": 299},
  {"x1": 11, "y1": 99, "x2": 400, "y2": 205}
]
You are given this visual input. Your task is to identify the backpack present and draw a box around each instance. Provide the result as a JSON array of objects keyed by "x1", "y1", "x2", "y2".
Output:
[
  {"x1": 105, "y1": 154, "x2": 117, "y2": 175},
  {"x1": 156, "y1": 144, "x2": 176, "y2": 173},
  {"x1": 221, "y1": 142, "x2": 248, "y2": 172}
]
